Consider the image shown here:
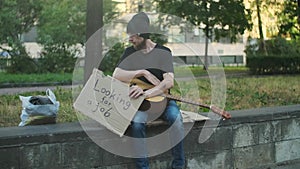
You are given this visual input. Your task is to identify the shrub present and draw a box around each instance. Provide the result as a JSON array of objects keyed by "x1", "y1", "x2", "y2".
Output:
[
  {"x1": 39, "y1": 44, "x2": 77, "y2": 73},
  {"x1": 247, "y1": 56, "x2": 300, "y2": 75},
  {"x1": 6, "y1": 46, "x2": 39, "y2": 74},
  {"x1": 246, "y1": 37, "x2": 300, "y2": 75},
  {"x1": 98, "y1": 42, "x2": 125, "y2": 75}
]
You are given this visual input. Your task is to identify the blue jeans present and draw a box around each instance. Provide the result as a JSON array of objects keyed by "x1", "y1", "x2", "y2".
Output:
[{"x1": 131, "y1": 100, "x2": 185, "y2": 169}]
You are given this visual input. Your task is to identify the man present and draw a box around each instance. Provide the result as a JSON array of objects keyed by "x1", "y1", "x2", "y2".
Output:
[{"x1": 113, "y1": 12, "x2": 185, "y2": 169}]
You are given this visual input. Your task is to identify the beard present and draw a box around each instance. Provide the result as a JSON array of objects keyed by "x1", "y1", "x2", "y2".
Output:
[{"x1": 134, "y1": 39, "x2": 147, "y2": 50}]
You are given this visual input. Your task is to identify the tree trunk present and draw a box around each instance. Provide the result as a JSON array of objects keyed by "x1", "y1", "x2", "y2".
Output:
[
  {"x1": 203, "y1": 0, "x2": 209, "y2": 70},
  {"x1": 85, "y1": 0, "x2": 103, "y2": 83},
  {"x1": 204, "y1": 26, "x2": 209, "y2": 70},
  {"x1": 256, "y1": 0, "x2": 267, "y2": 55}
]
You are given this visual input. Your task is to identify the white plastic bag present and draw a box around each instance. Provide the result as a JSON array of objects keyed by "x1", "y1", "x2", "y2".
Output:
[{"x1": 18, "y1": 89, "x2": 60, "y2": 126}]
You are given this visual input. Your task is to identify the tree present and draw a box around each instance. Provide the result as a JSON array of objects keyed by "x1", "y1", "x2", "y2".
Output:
[
  {"x1": 38, "y1": 0, "x2": 119, "y2": 46},
  {"x1": 0, "y1": 0, "x2": 42, "y2": 73},
  {"x1": 247, "y1": 0, "x2": 282, "y2": 55},
  {"x1": 38, "y1": 0, "x2": 87, "y2": 46},
  {"x1": 0, "y1": 0, "x2": 41, "y2": 45},
  {"x1": 37, "y1": 0, "x2": 119, "y2": 73},
  {"x1": 254, "y1": 0, "x2": 266, "y2": 54},
  {"x1": 277, "y1": 0, "x2": 300, "y2": 39},
  {"x1": 154, "y1": 0, "x2": 252, "y2": 69},
  {"x1": 37, "y1": 0, "x2": 87, "y2": 73}
]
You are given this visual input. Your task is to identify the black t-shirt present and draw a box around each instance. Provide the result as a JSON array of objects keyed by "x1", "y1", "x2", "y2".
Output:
[{"x1": 117, "y1": 44, "x2": 174, "y2": 83}]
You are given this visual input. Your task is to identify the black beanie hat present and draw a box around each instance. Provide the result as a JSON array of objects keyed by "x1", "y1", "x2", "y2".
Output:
[{"x1": 127, "y1": 12, "x2": 150, "y2": 39}]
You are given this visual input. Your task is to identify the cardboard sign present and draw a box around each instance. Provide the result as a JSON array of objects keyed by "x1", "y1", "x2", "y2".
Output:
[{"x1": 73, "y1": 69, "x2": 144, "y2": 137}]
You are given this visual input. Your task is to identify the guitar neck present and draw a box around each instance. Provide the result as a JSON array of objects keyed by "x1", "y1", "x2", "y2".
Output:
[
  {"x1": 164, "y1": 94, "x2": 231, "y2": 119},
  {"x1": 165, "y1": 94, "x2": 210, "y2": 109}
]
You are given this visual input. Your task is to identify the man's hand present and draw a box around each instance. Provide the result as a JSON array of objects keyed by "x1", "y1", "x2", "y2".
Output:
[{"x1": 129, "y1": 85, "x2": 144, "y2": 99}]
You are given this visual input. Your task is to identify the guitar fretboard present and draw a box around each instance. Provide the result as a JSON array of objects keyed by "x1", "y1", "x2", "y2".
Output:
[
  {"x1": 165, "y1": 94, "x2": 210, "y2": 109},
  {"x1": 165, "y1": 94, "x2": 231, "y2": 119}
]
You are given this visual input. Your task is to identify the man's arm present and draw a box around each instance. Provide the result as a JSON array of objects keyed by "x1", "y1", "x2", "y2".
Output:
[
  {"x1": 112, "y1": 67, "x2": 160, "y2": 85},
  {"x1": 144, "y1": 72, "x2": 174, "y2": 98}
]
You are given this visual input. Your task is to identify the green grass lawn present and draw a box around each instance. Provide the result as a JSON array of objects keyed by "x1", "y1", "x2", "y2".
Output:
[
  {"x1": 174, "y1": 66, "x2": 249, "y2": 77},
  {"x1": 0, "y1": 72, "x2": 73, "y2": 85},
  {"x1": 0, "y1": 66, "x2": 248, "y2": 85},
  {"x1": 0, "y1": 73, "x2": 299, "y2": 127}
]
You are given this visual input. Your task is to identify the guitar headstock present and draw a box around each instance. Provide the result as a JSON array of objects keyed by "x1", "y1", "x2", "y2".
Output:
[{"x1": 210, "y1": 105, "x2": 231, "y2": 119}]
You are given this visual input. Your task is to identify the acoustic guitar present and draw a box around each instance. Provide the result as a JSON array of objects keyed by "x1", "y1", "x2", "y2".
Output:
[{"x1": 130, "y1": 78, "x2": 231, "y2": 120}]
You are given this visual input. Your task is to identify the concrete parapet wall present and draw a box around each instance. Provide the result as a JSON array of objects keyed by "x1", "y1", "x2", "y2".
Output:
[{"x1": 0, "y1": 104, "x2": 300, "y2": 169}]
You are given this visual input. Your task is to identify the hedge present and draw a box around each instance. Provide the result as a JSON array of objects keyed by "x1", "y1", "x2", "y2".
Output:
[{"x1": 246, "y1": 55, "x2": 300, "y2": 75}]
